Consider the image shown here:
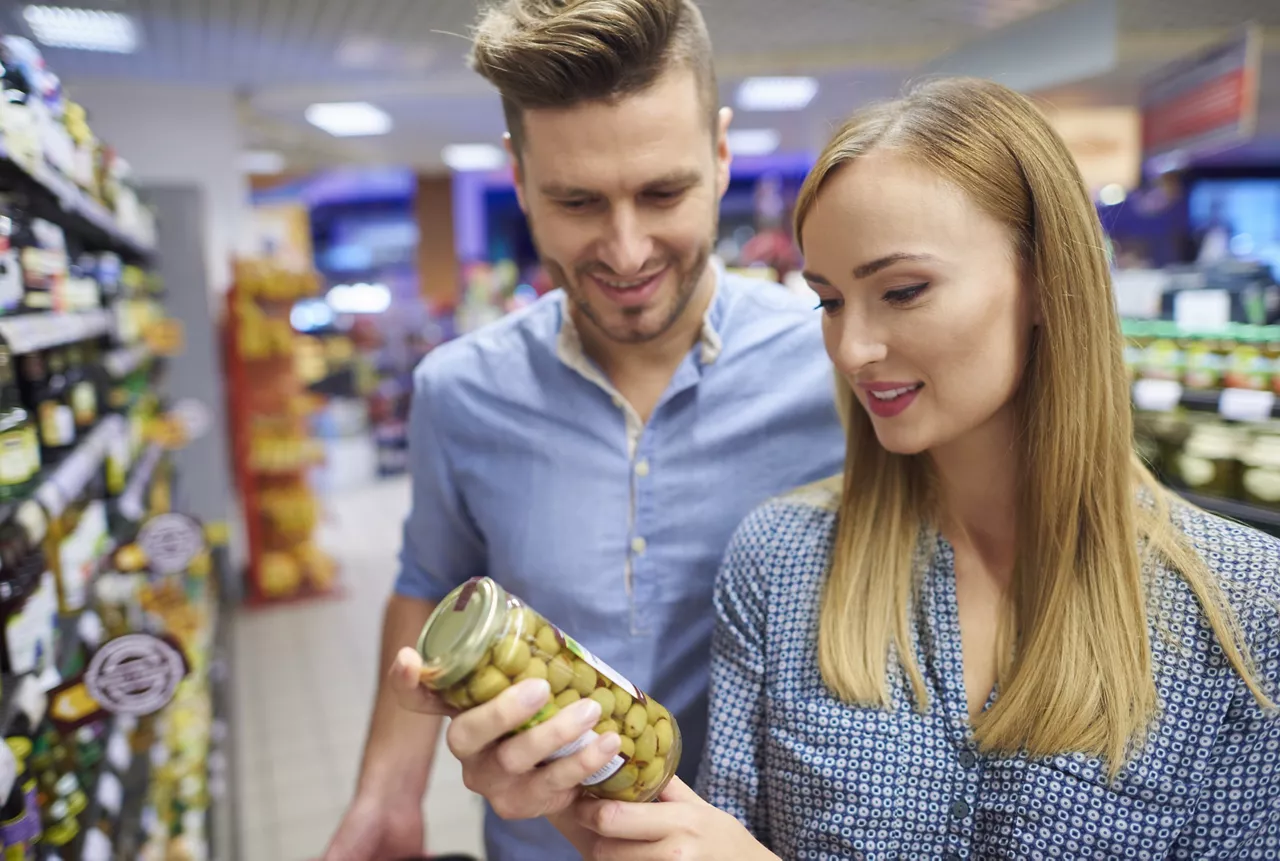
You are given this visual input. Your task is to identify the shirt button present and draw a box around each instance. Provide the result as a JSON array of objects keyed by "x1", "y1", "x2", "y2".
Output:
[
  {"x1": 950, "y1": 799, "x2": 971, "y2": 819},
  {"x1": 631, "y1": 537, "x2": 647, "y2": 555},
  {"x1": 634, "y1": 459, "x2": 650, "y2": 478},
  {"x1": 957, "y1": 750, "x2": 976, "y2": 769},
  {"x1": 611, "y1": 395, "x2": 625, "y2": 409}
]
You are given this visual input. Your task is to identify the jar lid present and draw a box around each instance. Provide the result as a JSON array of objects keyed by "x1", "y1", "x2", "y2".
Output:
[{"x1": 417, "y1": 577, "x2": 505, "y2": 691}]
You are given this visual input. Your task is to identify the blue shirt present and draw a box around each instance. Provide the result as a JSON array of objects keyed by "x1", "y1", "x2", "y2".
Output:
[
  {"x1": 701, "y1": 482, "x2": 1280, "y2": 860},
  {"x1": 394, "y1": 268, "x2": 845, "y2": 861}
]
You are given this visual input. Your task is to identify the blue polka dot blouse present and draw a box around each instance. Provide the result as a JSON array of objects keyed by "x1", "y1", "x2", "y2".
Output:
[{"x1": 697, "y1": 483, "x2": 1280, "y2": 860}]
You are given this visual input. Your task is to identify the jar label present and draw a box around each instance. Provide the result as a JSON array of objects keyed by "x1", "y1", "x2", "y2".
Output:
[
  {"x1": 0, "y1": 431, "x2": 35, "y2": 484},
  {"x1": 546, "y1": 729, "x2": 625, "y2": 787},
  {"x1": 563, "y1": 634, "x2": 640, "y2": 701},
  {"x1": 38, "y1": 403, "x2": 74, "y2": 446}
]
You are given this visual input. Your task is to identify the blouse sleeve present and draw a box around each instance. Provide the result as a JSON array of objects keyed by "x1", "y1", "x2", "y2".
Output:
[
  {"x1": 696, "y1": 505, "x2": 778, "y2": 845},
  {"x1": 1173, "y1": 580, "x2": 1280, "y2": 858}
]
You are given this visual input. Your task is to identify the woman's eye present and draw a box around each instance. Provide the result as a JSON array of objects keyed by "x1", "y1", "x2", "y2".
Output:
[
  {"x1": 884, "y1": 283, "x2": 928, "y2": 305},
  {"x1": 814, "y1": 298, "x2": 844, "y2": 315}
]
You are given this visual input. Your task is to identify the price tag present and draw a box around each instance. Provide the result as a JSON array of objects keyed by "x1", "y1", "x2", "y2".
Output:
[
  {"x1": 1218, "y1": 388, "x2": 1275, "y2": 422},
  {"x1": 1173, "y1": 289, "x2": 1230, "y2": 332},
  {"x1": 107, "y1": 730, "x2": 132, "y2": 773},
  {"x1": 1132, "y1": 379, "x2": 1183, "y2": 413},
  {"x1": 96, "y1": 771, "x2": 123, "y2": 817},
  {"x1": 138, "y1": 514, "x2": 206, "y2": 576}
]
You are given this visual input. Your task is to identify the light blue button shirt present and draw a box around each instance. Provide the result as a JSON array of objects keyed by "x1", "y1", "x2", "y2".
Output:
[{"x1": 395, "y1": 267, "x2": 845, "y2": 861}]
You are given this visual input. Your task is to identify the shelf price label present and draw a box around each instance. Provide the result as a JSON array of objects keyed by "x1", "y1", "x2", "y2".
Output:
[
  {"x1": 1132, "y1": 379, "x2": 1183, "y2": 413},
  {"x1": 1218, "y1": 388, "x2": 1275, "y2": 422}
]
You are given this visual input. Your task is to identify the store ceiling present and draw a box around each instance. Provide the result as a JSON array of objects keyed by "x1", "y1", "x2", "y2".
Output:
[{"x1": 4, "y1": 0, "x2": 1280, "y2": 171}]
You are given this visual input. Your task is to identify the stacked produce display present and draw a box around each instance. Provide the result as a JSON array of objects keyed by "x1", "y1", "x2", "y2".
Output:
[
  {"x1": 224, "y1": 258, "x2": 337, "y2": 603},
  {"x1": 0, "y1": 31, "x2": 232, "y2": 860}
]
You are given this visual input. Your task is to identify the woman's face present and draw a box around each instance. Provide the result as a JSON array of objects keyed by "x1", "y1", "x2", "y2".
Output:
[{"x1": 801, "y1": 150, "x2": 1035, "y2": 456}]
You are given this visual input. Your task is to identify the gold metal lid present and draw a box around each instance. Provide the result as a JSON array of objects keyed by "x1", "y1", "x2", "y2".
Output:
[{"x1": 416, "y1": 577, "x2": 504, "y2": 690}]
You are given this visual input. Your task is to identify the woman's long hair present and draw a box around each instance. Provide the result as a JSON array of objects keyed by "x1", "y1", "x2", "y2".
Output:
[{"x1": 795, "y1": 77, "x2": 1272, "y2": 775}]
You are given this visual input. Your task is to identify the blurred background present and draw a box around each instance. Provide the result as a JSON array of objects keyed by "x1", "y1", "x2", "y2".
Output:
[{"x1": 0, "y1": 0, "x2": 1269, "y2": 859}]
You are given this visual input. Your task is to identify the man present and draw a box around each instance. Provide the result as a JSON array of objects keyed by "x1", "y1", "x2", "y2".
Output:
[{"x1": 325, "y1": 1, "x2": 844, "y2": 859}]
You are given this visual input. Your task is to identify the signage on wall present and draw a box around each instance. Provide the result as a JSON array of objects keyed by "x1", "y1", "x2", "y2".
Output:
[{"x1": 1140, "y1": 24, "x2": 1262, "y2": 162}]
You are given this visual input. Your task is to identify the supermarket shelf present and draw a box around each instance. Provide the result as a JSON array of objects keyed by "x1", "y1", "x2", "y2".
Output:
[
  {"x1": 1177, "y1": 490, "x2": 1280, "y2": 530},
  {"x1": 0, "y1": 308, "x2": 113, "y2": 355},
  {"x1": 0, "y1": 145, "x2": 155, "y2": 259},
  {"x1": 104, "y1": 344, "x2": 151, "y2": 378},
  {"x1": 1132, "y1": 380, "x2": 1280, "y2": 422},
  {"x1": 36, "y1": 414, "x2": 128, "y2": 520},
  {"x1": 117, "y1": 444, "x2": 164, "y2": 523}
]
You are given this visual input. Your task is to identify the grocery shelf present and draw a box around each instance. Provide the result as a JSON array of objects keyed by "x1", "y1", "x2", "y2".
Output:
[
  {"x1": 117, "y1": 444, "x2": 164, "y2": 523},
  {"x1": 1132, "y1": 380, "x2": 1280, "y2": 421},
  {"x1": 104, "y1": 343, "x2": 151, "y2": 378},
  {"x1": 0, "y1": 308, "x2": 113, "y2": 356},
  {"x1": 1177, "y1": 490, "x2": 1280, "y2": 530},
  {"x1": 36, "y1": 414, "x2": 128, "y2": 519},
  {"x1": 0, "y1": 145, "x2": 155, "y2": 259}
]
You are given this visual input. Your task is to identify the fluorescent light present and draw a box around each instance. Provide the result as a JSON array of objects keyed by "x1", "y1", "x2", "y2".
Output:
[
  {"x1": 736, "y1": 77, "x2": 818, "y2": 112},
  {"x1": 727, "y1": 129, "x2": 781, "y2": 157},
  {"x1": 442, "y1": 144, "x2": 506, "y2": 172},
  {"x1": 23, "y1": 6, "x2": 138, "y2": 53},
  {"x1": 305, "y1": 102, "x2": 392, "y2": 137},
  {"x1": 1098, "y1": 184, "x2": 1126, "y2": 206},
  {"x1": 238, "y1": 150, "x2": 286, "y2": 175},
  {"x1": 327, "y1": 283, "x2": 392, "y2": 314}
]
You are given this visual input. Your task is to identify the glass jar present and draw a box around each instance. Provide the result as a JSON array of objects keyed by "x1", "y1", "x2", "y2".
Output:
[
  {"x1": 417, "y1": 577, "x2": 681, "y2": 803},
  {"x1": 1241, "y1": 430, "x2": 1280, "y2": 508},
  {"x1": 1177, "y1": 422, "x2": 1244, "y2": 499}
]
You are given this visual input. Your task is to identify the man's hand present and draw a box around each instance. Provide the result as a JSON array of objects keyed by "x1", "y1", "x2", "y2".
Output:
[
  {"x1": 388, "y1": 646, "x2": 622, "y2": 820},
  {"x1": 322, "y1": 794, "x2": 424, "y2": 861},
  {"x1": 572, "y1": 778, "x2": 780, "y2": 861}
]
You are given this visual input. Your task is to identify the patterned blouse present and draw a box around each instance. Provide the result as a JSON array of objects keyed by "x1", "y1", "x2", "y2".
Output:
[{"x1": 697, "y1": 483, "x2": 1280, "y2": 860}]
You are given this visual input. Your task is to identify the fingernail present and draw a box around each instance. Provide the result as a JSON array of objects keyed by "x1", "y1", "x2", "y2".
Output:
[
  {"x1": 597, "y1": 732, "x2": 621, "y2": 755},
  {"x1": 570, "y1": 698, "x2": 602, "y2": 725},
  {"x1": 519, "y1": 679, "x2": 551, "y2": 707}
]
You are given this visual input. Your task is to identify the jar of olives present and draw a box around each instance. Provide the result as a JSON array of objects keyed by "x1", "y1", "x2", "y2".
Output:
[{"x1": 416, "y1": 577, "x2": 681, "y2": 803}]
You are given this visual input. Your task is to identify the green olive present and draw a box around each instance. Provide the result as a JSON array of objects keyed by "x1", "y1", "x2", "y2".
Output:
[
  {"x1": 554, "y1": 689, "x2": 581, "y2": 708},
  {"x1": 589, "y1": 687, "x2": 616, "y2": 717},
  {"x1": 637, "y1": 758, "x2": 666, "y2": 791},
  {"x1": 594, "y1": 718, "x2": 619, "y2": 736},
  {"x1": 443, "y1": 685, "x2": 474, "y2": 710},
  {"x1": 520, "y1": 702, "x2": 559, "y2": 731},
  {"x1": 547, "y1": 654, "x2": 574, "y2": 693},
  {"x1": 515, "y1": 607, "x2": 541, "y2": 638},
  {"x1": 645, "y1": 698, "x2": 667, "y2": 725},
  {"x1": 535, "y1": 625, "x2": 562, "y2": 658},
  {"x1": 492, "y1": 635, "x2": 532, "y2": 677},
  {"x1": 571, "y1": 660, "x2": 597, "y2": 696},
  {"x1": 515, "y1": 657, "x2": 549, "y2": 684},
  {"x1": 623, "y1": 703, "x2": 648, "y2": 739},
  {"x1": 612, "y1": 686, "x2": 633, "y2": 718},
  {"x1": 618, "y1": 735, "x2": 635, "y2": 759},
  {"x1": 468, "y1": 666, "x2": 511, "y2": 704},
  {"x1": 654, "y1": 718, "x2": 673, "y2": 756},
  {"x1": 611, "y1": 784, "x2": 643, "y2": 802},
  {"x1": 596, "y1": 764, "x2": 637, "y2": 794},
  {"x1": 634, "y1": 725, "x2": 657, "y2": 763}
]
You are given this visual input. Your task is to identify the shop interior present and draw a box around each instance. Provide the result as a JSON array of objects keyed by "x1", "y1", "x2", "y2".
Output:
[{"x1": 0, "y1": 0, "x2": 1270, "y2": 859}]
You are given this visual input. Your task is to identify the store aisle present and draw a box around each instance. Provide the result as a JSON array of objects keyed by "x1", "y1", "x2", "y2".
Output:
[{"x1": 232, "y1": 477, "x2": 487, "y2": 861}]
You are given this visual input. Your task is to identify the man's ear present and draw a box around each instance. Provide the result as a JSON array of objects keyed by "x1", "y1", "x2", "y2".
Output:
[
  {"x1": 504, "y1": 133, "x2": 528, "y2": 213},
  {"x1": 715, "y1": 107, "x2": 733, "y2": 197}
]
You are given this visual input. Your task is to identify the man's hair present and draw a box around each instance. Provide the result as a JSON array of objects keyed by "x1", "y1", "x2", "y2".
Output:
[{"x1": 470, "y1": 0, "x2": 717, "y2": 155}]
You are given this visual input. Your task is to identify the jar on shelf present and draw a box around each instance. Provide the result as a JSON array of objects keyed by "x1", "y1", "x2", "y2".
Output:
[
  {"x1": 417, "y1": 577, "x2": 681, "y2": 803},
  {"x1": 1241, "y1": 429, "x2": 1280, "y2": 509},
  {"x1": 1177, "y1": 422, "x2": 1246, "y2": 499}
]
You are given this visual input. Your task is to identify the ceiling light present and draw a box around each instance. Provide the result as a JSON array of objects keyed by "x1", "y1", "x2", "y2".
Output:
[
  {"x1": 23, "y1": 6, "x2": 139, "y2": 53},
  {"x1": 327, "y1": 283, "x2": 392, "y2": 314},
  {"x1": 736, "y1": 77, "x2": 818, "y2": 112},
  {"x1": 442, "y1": 144, "x2": 506, "y2": 172},
  {"x1": 305, "y1": 102, "x2": 392, "y2": 137},
  {"x1": 238, "y1": 150, "x2": 286, "y2": 175},
  {"x1": 727, "y1": 129, "x2": 781, "y2": 157}
]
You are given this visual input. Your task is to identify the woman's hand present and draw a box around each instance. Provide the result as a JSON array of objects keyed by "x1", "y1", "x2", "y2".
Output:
[{"x1": 573, "y1": 777, "x2": 778, "y2": 861}]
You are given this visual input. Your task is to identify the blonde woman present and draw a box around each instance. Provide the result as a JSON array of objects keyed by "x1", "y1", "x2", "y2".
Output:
[{"x1": 562, "y1": 77, "x2": 1280, "y2": 859}]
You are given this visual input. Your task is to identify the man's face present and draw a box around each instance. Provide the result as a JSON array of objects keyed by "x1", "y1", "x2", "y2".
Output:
[{"x1": 512, "y1": 68, "x2": 732, "y2": 344}]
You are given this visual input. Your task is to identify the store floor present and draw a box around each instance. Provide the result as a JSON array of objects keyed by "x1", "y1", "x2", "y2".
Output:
[{"x1": 232, "y1": 476, "x2": 487, "y2": 861}]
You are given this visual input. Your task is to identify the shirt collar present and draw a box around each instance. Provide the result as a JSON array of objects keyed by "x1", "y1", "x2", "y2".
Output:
[{"x1": 555, "y1": 260, "x2": 725, "y2": 370}]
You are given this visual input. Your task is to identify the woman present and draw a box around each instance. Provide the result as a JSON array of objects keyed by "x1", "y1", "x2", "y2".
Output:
[{"x1": 566, "y1": 77, "x2": 1280, "y2": 859}]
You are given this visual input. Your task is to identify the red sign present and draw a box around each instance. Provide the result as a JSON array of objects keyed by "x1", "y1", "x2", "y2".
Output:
[{"x1": 1140, "y1": 24, "x2": 1261, "y2": 161}]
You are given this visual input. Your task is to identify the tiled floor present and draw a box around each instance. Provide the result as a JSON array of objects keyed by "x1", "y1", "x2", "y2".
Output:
[{"x1": 232, "y1": 476, "x2": 487, "y2": 861}]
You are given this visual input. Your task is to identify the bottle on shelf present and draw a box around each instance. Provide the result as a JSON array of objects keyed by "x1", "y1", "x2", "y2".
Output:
[
  {"x1": 0, "y1": 341, "x2": 41, "y2": 500},
  {"x1": 20, "y1": 350, "x2": 75, "y2": 462},
  {"x1": 0, "y1": 202, "x2": 27, "y2": 315},
  {"x1": 64, "y1": 343, "x2": 97, "y2": 433}
]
